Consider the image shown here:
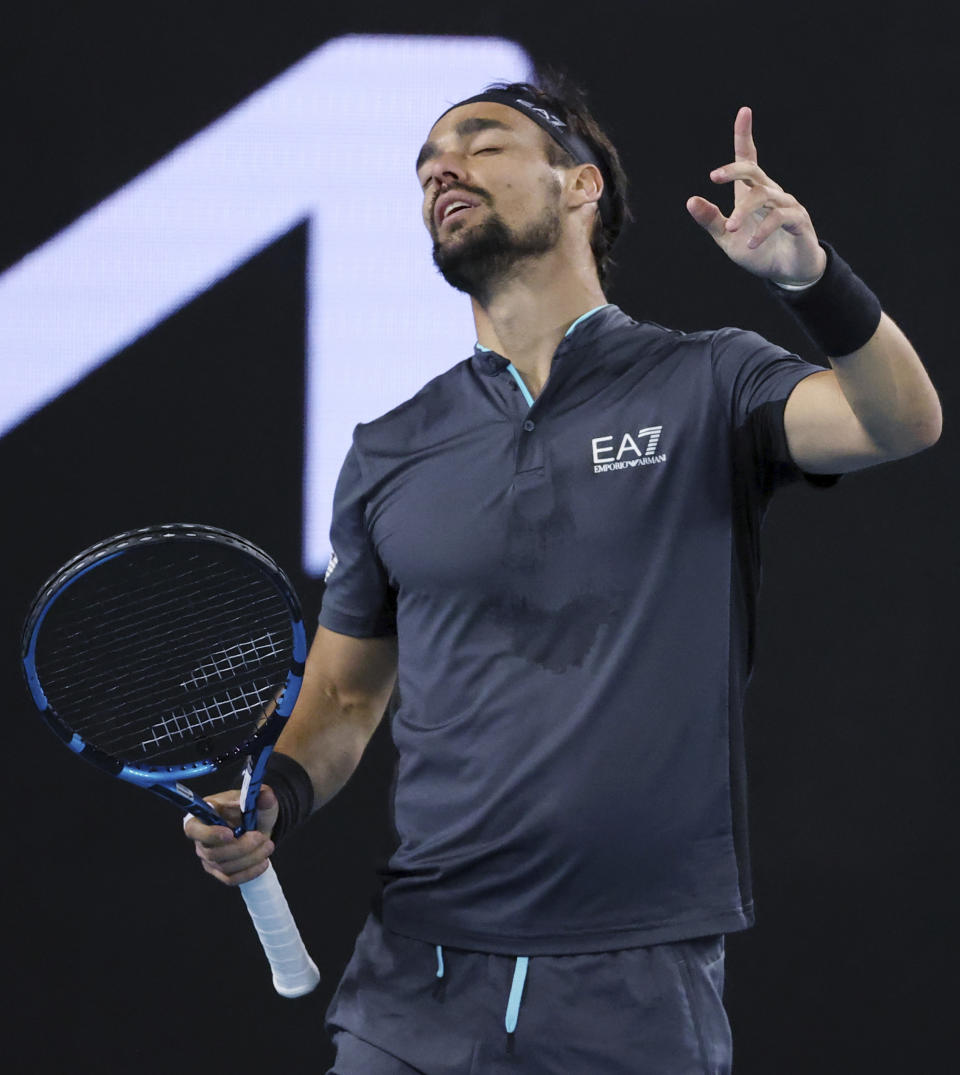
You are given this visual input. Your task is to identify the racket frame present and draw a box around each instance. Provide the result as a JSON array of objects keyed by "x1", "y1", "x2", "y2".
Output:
[
  {"x1": 21, "y1": 523, "x2": 307, "y2": 835},
  {"x1": 20, "y1": 523, "x2": 320, "y2": 996}
]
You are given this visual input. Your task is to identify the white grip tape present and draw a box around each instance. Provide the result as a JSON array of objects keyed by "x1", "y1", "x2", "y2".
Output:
[{"x1": 239, "y1": 861, "x2": 321, "y2": 997}]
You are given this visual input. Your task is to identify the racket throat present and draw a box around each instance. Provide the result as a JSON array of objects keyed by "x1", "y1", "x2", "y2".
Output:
[{"x1": 238, "y1": 747, "x2": 274, "y2": 834}]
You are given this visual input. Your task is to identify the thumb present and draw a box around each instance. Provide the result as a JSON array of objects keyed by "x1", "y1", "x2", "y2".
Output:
[
  {"x1": 686, "y1": 196, "x2": 727, "y2": 241},
  {"x1": 255, "y1": 783, "x2": 280, "y2": 837}
]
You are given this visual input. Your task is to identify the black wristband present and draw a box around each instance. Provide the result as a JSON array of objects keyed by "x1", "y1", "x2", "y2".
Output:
[
  {"x1": 766, "y1": 242, "x2": 882, "y2": 357},
  {"x1": 263, "y1": 751, "x2": 314, "y2": 846}
]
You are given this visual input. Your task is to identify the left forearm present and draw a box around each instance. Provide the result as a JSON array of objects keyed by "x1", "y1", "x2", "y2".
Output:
[{"x1": 829, "y1": 312, "x2": 942, "y2": 458}]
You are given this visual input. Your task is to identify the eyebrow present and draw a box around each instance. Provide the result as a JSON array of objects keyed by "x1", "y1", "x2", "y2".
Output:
[{"x1": 415, "y1": 117, "x2": 512, "y2": 172}]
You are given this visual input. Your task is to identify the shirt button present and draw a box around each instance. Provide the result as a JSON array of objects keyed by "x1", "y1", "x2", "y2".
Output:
[{"x1": 522, "y1": 419, "x2": 535, "y2": 432}]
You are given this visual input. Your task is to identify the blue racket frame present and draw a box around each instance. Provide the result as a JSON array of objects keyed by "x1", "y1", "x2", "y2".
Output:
[{"x1": 21, "y1": 523, "x2": 307, "y2": 836}]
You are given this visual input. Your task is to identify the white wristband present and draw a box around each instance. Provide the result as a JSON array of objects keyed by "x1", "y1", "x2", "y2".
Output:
[{"x1": 774, "y1": 272, "x2": 824, "y2": 292}]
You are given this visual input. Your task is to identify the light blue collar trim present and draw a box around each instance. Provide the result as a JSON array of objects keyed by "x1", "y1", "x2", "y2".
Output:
[
  {"x1": 564, "y1": 303, "x2": 611, "y2": 337},
  {"x1": 474, "y1": 303, "x2": 610, "y2": 353},
  {"x1": 506, "y1": 364, "x2": 535, "y2": 407},
  {"x1": 477, "y1": 304, "x2": 610, "y2": 408}
]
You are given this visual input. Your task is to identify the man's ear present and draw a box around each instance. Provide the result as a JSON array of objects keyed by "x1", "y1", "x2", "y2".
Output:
[{"x1": 570, "y1": 162, "x2": 604, "y2": 212}]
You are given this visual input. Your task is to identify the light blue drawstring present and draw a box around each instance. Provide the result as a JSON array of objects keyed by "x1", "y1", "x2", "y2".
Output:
[
  {"x1": 432, "y1": 945, "x2": 528, "y2": 1036},
  {"x1": 505, "y1": 956, "x2": 529, "y2": 1034}
]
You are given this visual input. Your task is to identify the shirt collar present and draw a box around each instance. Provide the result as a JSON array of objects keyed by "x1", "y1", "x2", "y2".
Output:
[
  {"x1": 563, "y1": 303, "x2": 612, "y2": 338},
  {"x1": 472, "y1": 304, "x2": 619, "y2": 373}
]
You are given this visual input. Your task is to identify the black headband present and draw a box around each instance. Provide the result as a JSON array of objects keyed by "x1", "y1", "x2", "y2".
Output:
[{"x1": 436, "y1": 90, "x2": 614, "y2": 228}]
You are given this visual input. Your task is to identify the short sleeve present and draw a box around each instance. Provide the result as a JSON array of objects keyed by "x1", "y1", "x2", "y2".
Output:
[
  {"x1": 711, "y1": 327, "x2": 836, "y2": 495},
  {"x1": 317, "y1": 442, "x2": 397, "y2": 638},
  {"x1": 710, "y1": 327, "x2": 825, "y2": 428}
]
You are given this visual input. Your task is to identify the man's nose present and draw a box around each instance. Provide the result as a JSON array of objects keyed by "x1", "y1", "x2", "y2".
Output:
[{"x1": 427, "y1": 150, "x2": 468, "y2": 187}]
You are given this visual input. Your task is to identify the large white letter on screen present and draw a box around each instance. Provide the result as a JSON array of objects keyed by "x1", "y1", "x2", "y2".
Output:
[{"x1": 0, "y1": 35, "x2": 532, "y2": 573}]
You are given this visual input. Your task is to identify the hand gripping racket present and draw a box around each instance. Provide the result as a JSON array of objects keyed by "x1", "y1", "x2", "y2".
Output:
[{"x1": 20, "y1": 523, "x2": 321, "y2": 997}]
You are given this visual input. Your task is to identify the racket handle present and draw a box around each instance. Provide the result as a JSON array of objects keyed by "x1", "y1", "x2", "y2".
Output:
[{"x1": 239, "y1": 861, "x2": 321, "y2": 997}]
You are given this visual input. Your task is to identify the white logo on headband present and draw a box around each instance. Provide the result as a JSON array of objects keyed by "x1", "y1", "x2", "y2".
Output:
[{"x1": 515, "y1": 98, "x2": 566, "y2": 129}]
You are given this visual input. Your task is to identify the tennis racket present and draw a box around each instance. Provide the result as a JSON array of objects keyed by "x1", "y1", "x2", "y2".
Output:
[{"x1": 20, "y1": 523, "x2": 321, "y2": 998}]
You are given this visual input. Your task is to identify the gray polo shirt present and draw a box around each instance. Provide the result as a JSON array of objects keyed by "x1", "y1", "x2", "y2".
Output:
[{"x1": 318, "y1": 304, "x2": 826, "y2": 955}]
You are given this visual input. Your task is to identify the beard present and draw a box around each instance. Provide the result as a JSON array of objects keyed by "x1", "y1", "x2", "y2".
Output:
[{"x1": 432, "y1": 193, "x2": 562, "y2": 306}]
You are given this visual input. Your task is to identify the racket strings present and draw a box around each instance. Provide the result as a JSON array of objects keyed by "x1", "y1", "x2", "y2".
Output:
[
  {"x1": 39, "y1": 588, "x2": 287, "y2": 700},
  {"x1": 179, "y1": 630, "x2": 286, "y2": 691},
  {"x1": 54, "y1": 656, "x2": 289, "y2": 761},
  {"x1": 33, "y1": 547, "x2": 296, "y2": 765},
  {"x1": 139, "y1": 674, "x2": 282, "y2": 752},
  {"x1": 40, "y1": 590, "x2": 287, "y2": 701},
  {"x1": 42, "y1": 559, "x2": 265, "y2": 649}
]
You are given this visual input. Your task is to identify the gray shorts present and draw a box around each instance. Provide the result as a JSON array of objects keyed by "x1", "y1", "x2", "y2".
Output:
[{"x1": 326, "y1": 915, "x2": 732, "y2": 1074}]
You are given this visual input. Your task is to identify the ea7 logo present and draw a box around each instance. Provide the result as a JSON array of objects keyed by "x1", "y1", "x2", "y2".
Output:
[
  {"x1": 518, "y1": 100, "x2": 567, "y2": 129},
  {"x1": 591, "y1": 426, "x2": 667, "y2": 474}
]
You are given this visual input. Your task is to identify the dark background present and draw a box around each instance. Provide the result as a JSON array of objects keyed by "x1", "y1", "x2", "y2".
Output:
[{"x1": 2, "y1": 3, "x2": 954, "y2": 1072}]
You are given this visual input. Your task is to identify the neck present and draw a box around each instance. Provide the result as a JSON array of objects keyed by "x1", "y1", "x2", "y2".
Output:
[{"x1": 472, "y1": 247, "x2": 606, "y2": 398}]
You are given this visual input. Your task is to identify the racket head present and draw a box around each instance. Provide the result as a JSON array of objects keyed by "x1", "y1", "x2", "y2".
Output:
[{"x1": 21, "y1": 524, "x2": 306, "y2": 794}]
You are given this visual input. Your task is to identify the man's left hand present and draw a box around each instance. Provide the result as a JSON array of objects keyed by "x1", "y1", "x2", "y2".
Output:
[{"x1": 686, "y1": 106, "x2": 827, "y2": 287}]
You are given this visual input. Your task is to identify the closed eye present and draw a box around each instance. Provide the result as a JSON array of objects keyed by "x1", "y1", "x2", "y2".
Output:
[{"x1": 473, "y1": 146, "x2": 503, "y2": 155}]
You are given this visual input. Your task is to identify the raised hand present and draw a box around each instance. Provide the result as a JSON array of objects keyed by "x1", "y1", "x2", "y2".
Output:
[{"x1": 686, "y1": 106, "x2": 827, "y2": 287}]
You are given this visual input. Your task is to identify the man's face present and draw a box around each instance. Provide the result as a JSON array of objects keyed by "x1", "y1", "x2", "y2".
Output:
[{"x1": 415, "y1": 103, "x2": 564, "y2": 301}]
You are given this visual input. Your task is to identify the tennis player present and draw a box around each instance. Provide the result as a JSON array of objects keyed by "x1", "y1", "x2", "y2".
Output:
[{"x1": 185, "y1": 79, "x2": 941, "y2": 1073}]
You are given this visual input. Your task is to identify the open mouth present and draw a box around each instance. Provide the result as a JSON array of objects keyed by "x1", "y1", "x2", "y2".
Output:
[
  {"x1": 442, "y1": 203, "x2": 473, "y2": 224},
  {"x1": 434, "y1": 192, "x2": 483, "y2": 230}
]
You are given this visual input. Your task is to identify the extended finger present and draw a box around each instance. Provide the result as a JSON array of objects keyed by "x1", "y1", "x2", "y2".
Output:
[
  {"x1": 183, "y1": 810, "x2": 239, "y2": 846},
  {"x1": 734, "y1": 105, "x2": 757, "y2": 164},
  {"x1": 710, "y1": 161, "x2": 779, "y2": 189},
  {"x1": 686, "y1": 195, "x2": 727, "y2": 240}
]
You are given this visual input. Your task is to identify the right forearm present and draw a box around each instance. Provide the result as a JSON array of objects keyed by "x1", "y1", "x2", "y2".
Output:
[
  {"x1": 273, "y1": 627, "x2": 398, "y2": 809},
  {"x1": 190, "y1": 628, "x2": 396, "y2": 882},
  {"x1": 276, "y1": 692, "x2": 383, "y2": 807}
]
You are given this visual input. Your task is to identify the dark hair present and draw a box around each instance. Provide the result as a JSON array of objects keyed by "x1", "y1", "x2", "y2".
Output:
[{"x1": 484, "y1": 74, "x2": 632, "y2": 290}]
